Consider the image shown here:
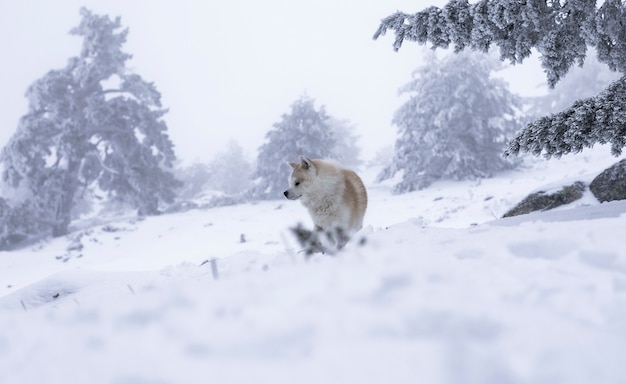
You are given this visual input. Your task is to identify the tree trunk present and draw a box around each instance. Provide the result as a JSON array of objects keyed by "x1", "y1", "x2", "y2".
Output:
[{"x1": 51, "y1": 159, "x2": 81, "y2": 237}]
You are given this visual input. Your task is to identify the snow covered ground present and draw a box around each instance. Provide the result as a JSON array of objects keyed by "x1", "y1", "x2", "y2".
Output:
[{"x1": 1, "y1": 148, "x2": 626, "y2": 384}]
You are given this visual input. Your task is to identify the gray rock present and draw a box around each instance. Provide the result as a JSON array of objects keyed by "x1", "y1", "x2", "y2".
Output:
[
  {"x1": 590, "y1": 159, "x2": 626, "y2": 203},
  {"x1": 503, "y1": 181, "x2": 586, "y2": 218}
]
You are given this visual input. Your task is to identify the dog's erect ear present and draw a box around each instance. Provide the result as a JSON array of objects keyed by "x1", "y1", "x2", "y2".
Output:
[
  {"x1": 300, "y1": 156, "x2": 316, "y2": 172},
  {"x1": 288, "y1": 162, "x2": 299, "y2": 170}
]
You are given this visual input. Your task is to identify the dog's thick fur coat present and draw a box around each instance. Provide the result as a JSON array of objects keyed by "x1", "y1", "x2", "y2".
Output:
[{"x1": 284, "y1": 156, "x2": 367, "y2": 249}]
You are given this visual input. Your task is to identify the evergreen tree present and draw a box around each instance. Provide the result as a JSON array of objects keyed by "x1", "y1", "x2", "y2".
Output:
[
  {"x1": 0, "y1": 8, "x2": 180, "y2": 239},
  {"x1": 176, "y1": 162, "x2": 212, "y2": 200},
  {"x1": 206, "y1": 141, "x2": 253, "y2": 195},
  {"x1": 177, "y1": 142, "x2": 252, "y2": 200},
  {"x1": 379, "y1": 51, "x2": 521, "y2": 193},
  {"x1": 328, "y1": 118, "x2": 362, "y2": 168},
  {"x1": 374, "y1": 0, "x2": 626, "y2": 159},
  {"x1": 251, "y1": 95, "x2": 336, "y2": 200}
]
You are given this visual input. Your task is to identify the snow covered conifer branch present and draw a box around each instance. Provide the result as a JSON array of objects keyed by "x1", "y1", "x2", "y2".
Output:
[
  {"x1": 504, "y1": 76, "x2": 626, "y2": 158},
  {"x1": 374, "y1": 0, "x2": 624, "y2": 88},
  {"x1": 375, "y1": 0, "x2": 626, "y2": 159}
]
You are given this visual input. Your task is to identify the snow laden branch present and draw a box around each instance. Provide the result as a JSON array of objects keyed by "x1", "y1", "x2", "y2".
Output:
[
  {"x1": 505, "y1": 76, "x2": 626, "y2": 158},
  {"x1": 375, "y1": 0, "x2": 626, "y2": 159},
  {"x1": 373, "y1": 0, "x2": 625, "y2": 88}
]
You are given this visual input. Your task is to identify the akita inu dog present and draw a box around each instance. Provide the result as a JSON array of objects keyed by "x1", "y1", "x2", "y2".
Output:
[{"x1": 284, "y1": 156, "x2": 367, "y2": 250}]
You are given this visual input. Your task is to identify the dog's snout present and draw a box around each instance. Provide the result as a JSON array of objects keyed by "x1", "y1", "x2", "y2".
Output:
[{"x1": 284, "y1": 189, "x2": 301, "y2": 200}]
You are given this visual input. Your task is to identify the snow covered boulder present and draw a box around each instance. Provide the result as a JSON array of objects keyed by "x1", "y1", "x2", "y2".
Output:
[
  {"x1": 590, "y1": 159, "x2": 626, "y2": 203},
  {"x1": 502, "y1": 181, "x2": 586, "y2": 218}
]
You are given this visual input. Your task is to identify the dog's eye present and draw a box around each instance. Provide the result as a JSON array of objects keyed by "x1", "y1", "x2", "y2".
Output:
[{"x1": 295, "y1": 181, "x2": 300, "y2": 186}]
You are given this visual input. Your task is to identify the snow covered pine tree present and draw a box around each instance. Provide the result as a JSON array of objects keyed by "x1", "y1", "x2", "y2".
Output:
[
  {"x1": 0, "y1": 8, "x2": 180, "y2": 239},
  {"x1": 378, "y1": 51, "x2": 521, "y2": 193},
  {"x1": 251, "y1": 95, "x2": 337, "y2": 200},
  {"x1": 373, "y1": 0, "x2": 626, "y2": 159}
]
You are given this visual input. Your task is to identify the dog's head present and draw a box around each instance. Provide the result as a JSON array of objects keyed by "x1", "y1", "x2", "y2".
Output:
[{"x1": 283, "y1": 156, "x2": 317, "y2": 200}]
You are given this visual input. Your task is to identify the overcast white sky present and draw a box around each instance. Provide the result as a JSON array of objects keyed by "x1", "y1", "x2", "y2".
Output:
[{"x1": 0, "y1": 0, "x2": 547, "y2": 164}]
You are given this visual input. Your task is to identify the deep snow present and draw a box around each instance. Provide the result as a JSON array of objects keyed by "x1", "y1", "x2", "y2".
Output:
[{"x1": 1, "y1": 147, "x2": 626, "y2": 384}]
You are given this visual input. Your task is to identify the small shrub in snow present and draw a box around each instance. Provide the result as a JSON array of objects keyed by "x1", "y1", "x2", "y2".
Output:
[{"x1": 290, "y1": 223, "x2": 359, "y2": 257}]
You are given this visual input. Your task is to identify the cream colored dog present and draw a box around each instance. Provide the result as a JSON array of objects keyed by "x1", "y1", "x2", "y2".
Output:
[{"x1": 284, "y1": 156, "x2": 367, "y2": 250}]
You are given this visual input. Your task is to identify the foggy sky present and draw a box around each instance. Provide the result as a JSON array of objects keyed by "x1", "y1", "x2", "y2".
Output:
[{"x1": 0, "y1": 0, "x2": 547, "y2": 164}]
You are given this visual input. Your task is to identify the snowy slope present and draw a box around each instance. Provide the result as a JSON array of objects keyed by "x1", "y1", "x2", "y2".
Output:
[{"x1": 1, "y1": 148, "x2": 626, "y2": 384}]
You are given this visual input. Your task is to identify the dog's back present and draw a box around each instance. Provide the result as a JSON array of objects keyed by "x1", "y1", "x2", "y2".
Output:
[{"x1": 338, "y1": 167, "x2": 367, "y2": 233}]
